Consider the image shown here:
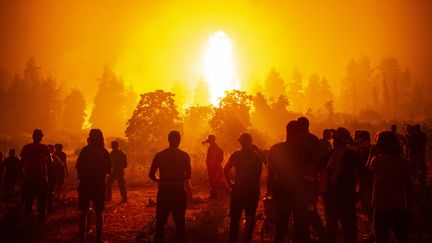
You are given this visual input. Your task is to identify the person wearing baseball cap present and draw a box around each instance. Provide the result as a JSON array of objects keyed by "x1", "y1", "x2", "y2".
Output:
[{"x1": 202, "y1": 134, "x2": 224, "y2": 199}]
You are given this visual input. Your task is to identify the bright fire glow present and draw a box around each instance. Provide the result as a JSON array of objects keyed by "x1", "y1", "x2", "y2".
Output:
[{"x1": 203, "y1": 31, "x2": 239, "y2": 106}]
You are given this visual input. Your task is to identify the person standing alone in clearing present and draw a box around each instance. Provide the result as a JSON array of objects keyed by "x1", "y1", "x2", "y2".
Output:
[
  {"x1": 149, "y1": 131, "x2": 192, "y2": 243},
  {"x1": 106, "y1": 141, "x2": 128, "y2": 203}
]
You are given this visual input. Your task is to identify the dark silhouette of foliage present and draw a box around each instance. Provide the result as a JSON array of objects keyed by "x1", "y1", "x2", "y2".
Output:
[
  {"x1": 125, "y1": 90, "x2": 180, "y2": 149},
  {"x1": 210, "y1": 90, "x2": 252, "y2": 151},
  {"x1": 2, "y1": 58, "x2": 62, "y2": 134},
  {"x1": 183, "y1": 105, "x2": 214, "y2": 149}
]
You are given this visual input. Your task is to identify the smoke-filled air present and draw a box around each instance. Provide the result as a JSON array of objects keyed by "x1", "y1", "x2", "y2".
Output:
[{"x1": 0, "y1": 0, "x2": 431, "y2": 242}]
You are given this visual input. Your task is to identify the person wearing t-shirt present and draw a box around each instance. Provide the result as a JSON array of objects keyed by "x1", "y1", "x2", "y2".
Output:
[
  {"x1": 20, "y1": 129, "x2": 52, "y2": 222},
  {"x1": 369, "y1": 131, "x2": 413, "y2": 243},
  {"x1": 149, "y1": 131, "x2": 191, "y2": 243},
  {"x1": 224, "y1": 133, "x2": 263, "y2": 243},
  {"x1": 76, "y1": 129, "x2": 111, "y2": 243}
]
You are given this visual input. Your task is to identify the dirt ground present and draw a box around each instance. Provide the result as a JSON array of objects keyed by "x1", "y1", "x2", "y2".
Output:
[{"x1": 0, "y1": 182, "x2": 431, "y2": 242}]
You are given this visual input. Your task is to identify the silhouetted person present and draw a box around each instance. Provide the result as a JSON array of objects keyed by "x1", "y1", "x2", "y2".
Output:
[
  {"x1": 106, "y1": 141, "x2": 128, "y2": 203},
  {"x1": 54, "y1": 144, "x2": 68, "y2": 199},
  {"x1": 354, "y1": 131, "x2": 374, "y2": 239},
  {"x1": 320, "y1": 129, "x2": 333, "y2": 156},
  {"x1": 369, "y1": 131, "x2": 413, "y2": 243},
  {"x1": 224, "y1": 133, "x2": 263, "y2": 243},
  {"x1": 391, "y1": 124, "x2": 406, "y2": 154},
  {"x1": 76, "y1": 129, "x2": 111, "y2": 243},
  {"x1": 268, "y1": 120, "x2": 311, "y2": 243},
  {"x1": 0, "y1": 152, "x2": 4, "y2": 188},
  {"x1": 47, "y1": 144, "x2": 58, "y2": 212},
  {"x1": 3, "y1": 149, "x2": 21, "y2": 202},
  {"x1": 411, "y1": 124, "x2": 427, "y2": 186},
  {"x1": 149, "y1": 131, "x2": 191, "y2": 243},
  {"x1": 202, "y1": 134, "x2": 224, "y2": 199},
  {"x1": 320, "y1": 127, "x2": 361, "y2": 243},
  {"x1": 297, "y1": 117, "x2": 324, "y2": 242},
  {"x1": 20, "y1": 129, "x2": 52, "y2": 222}
]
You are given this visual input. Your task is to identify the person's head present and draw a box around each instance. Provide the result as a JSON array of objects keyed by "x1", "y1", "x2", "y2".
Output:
[
  {"x1": 323, "y1": 129, "x2": 332, "y2": 140},
  {"x1": 407, "y1": 125, "x2": 413, "y2": 134},
  {"x1": 354, "y1": 130, "x2": 362, "y2": 143},
  {"x1": 297, "y1": 116, "x2": 309, "y2": 133},
  {"x1": 88, "y1": 129, "x2": 105, "y2": 148},
  {"x1": 391, "y1": 124, "x2": 397, "y2": 133},
  {"x1": 8, "y1": 149, "x2": 15, "y2": 157},
  {"x1": 168, "y1": 130, "x2": 181, "y2": 148},
  {"x1": 376, "y1": 131, "x2": 402, "y2": 156},
  {"x1": 111, "y1": 141, "x2": 119, "y2": 150},
  {"x1": 32, "y1": 129, "x2": 43, "y2": 143},
  {"x1": 238, "y1": 133, "x2": 253, "y2": 149},
  {"x1": 286, "y1": 120, "x2": 301, "y2": 142},
  {"x1": 55, "y1": 144, "x2": 63, "y2": 152},
  {"x1": 202, "y1": 135, "x2": 216, "y2": 145},
  {"x1": 358, "y1": 130, "x2": 371, "y2": 146},
  {"x1": 332, "y1": 127, "x2": 353, "y2": 148}
]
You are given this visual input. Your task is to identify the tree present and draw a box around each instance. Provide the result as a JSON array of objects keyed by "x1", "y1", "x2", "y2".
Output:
[
  {"x1": 125, "y1": 90, "x2": 180, "y2": 149},
  {"x1": 90, "y1": 66, "x2": 133, "y2": 136},
  {"x1": 62, "y1": 89, "x2": 86, "y2": 133},
  {"x1": 304, "y1": 73, "x2": 321, "y2": 110},
  {"x1": 264, "y1": 68, "x2": 286, "y2": 99},
  {"x1": 287, "y1": 69, "x2": 305, "y2": 112},
  {"x1": 3, "y1": 58, "x2": 62, "y2": 134},
  {"x1": 339, "y1": 56, "x2": 374, "y2": 113},
  {"x1": 183, "y1": 105, "x2": 214, "y2": 149},
  {"x1": 210, "y1": 90, "x2": 252, "y2": 151},
  {"x1": 377, "y1": 57, "x2": 411, "y2": 118}
]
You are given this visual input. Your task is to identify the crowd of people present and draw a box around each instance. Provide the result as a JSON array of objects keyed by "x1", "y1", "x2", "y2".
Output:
[
  {"x1": 151, "y1": 117, "x2": 427, "y2": 243},
  {"x1": 0, "y1": 117, "x2": 428, "y2": 243}
]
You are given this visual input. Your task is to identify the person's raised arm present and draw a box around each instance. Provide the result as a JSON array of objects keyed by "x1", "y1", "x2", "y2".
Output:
[
  {"x1": 149, "y1": 153, "x2": 160, "y2": 183},
  {"x1": 223, "y1": 154, "x2": 235, "y2": 189}
]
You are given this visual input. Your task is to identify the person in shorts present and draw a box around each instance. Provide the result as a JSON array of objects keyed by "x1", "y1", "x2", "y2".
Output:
[{"x1": 76, "y1": 129, "x2": 111, "y2": 243}]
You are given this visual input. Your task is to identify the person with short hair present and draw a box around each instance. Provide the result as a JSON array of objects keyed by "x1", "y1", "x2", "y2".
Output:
[
  {"x1": 106, "y1": 141, "x2": 128, "y2": 203},
  {"x1": 224, "y1": 133, "x2": 263, "y2": 243},
  {"x1": 268, "y1": 120, "x2": 312, "y2": 243},
  {"x1": 322, "y1": 127, "x2": 361, "y2": 243},
  {"x1": 76, "y1": 129, "x2": 111, "y2": 243},
  {"x1": 298, "y1": 117, "x2": 324, "y2": 242},
  {"x1": 149, "y1": 131, "x2": 191, "y2": 243},
  {"x1": 2, "y1": 149, "x2": 21, "y2": 202},
  {"x1": 369, "y1": 131, "x2": 413, "y2": 243},
  {"x1": 20, "y1": 129, "x2": 52, "y2": 222}
]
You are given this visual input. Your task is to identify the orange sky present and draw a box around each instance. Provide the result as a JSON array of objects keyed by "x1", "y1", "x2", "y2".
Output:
[{"x1": 1, "y1": 0, "x2": 431, "y2": 100}]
